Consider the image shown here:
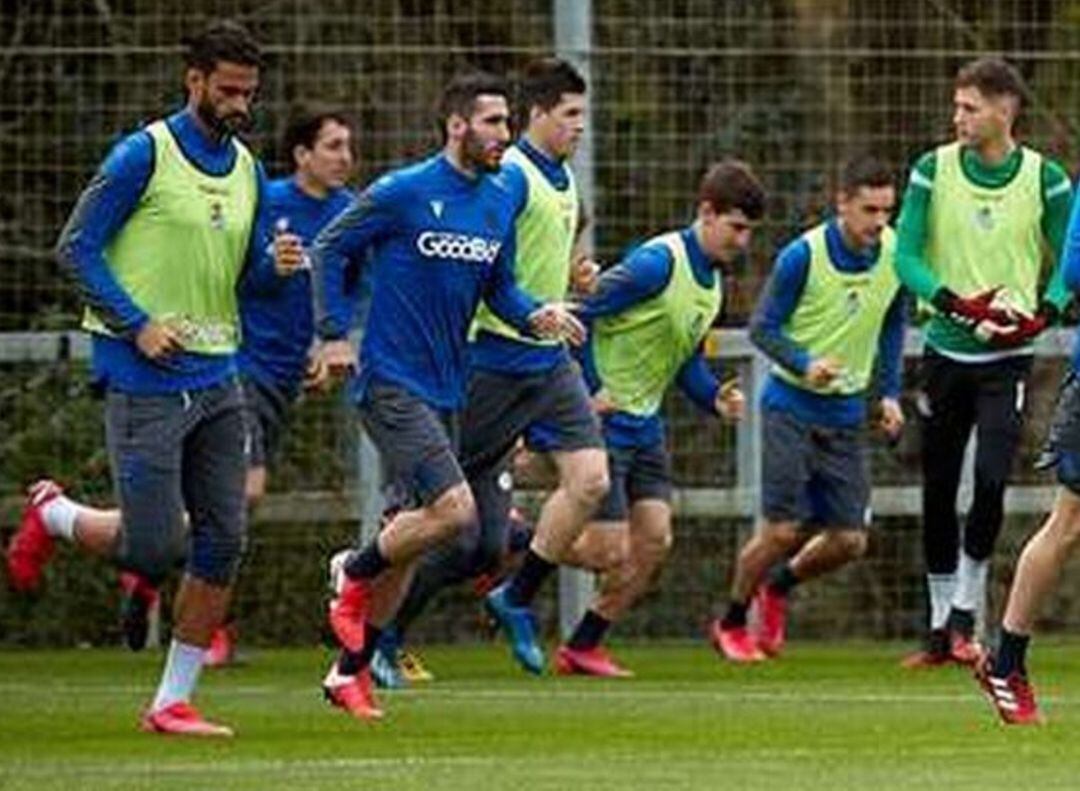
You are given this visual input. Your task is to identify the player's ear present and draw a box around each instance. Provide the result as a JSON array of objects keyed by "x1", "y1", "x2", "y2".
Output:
[
  {"x1": 184, "y1": 67, "x2": 206, "y2": 99},
  {"x1": 446, "y1": 113, "x2": 467, "y2": 140}
]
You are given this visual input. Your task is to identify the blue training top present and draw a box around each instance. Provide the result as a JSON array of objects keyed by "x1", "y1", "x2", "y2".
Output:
[
  {"x1": 57, "y1": 107, "x2": 275, "y2": 395},
  {"x1": 311, "y1": 152, "x2": 540, "y2": 411},
  {"x1": 749, "y1": 218, "x2": 906, "y2": 429},
  {"x1": 238, "y1": 177, "x2": 353, "y2": 398}
]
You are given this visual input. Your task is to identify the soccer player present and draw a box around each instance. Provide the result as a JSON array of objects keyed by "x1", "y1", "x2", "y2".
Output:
[
  {"x1": 895, "y1": 57, "x2": 1073, "y2": 668},
  {"x1": 972, "y1": 189, "x2": 1080, "y2": 726},
  {"x1": 712, "y1": 155, "x2": 905, "y2": 663},
  {"x1": 551, "y1": 160, "x2": 763, "y2": 677},
  {"x1": 360, "y1": 57, "x2": 608, "y2": 679},
  {"x1": 7, "y1": 21, "x2": 278, "y2": 736},
  {"x1": 307, "y1": 70, "x2": 582, "y2": 720},
  {"x1": 7, "y1": 106, "x2": 357, "y2": 667}
]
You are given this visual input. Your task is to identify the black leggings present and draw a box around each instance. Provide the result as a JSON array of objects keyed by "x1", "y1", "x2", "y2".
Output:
[{"x1": 919, "y1": 349, "x2": 1031, "y2": 573}]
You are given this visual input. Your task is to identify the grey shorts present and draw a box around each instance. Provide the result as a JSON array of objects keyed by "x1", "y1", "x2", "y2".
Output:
[
  {"x1": 460, "y1": 359, "x2": 603, "y2": 476},
  {"x1": 358, "y1": 380, "x2": 464, "y2": 509},
  {"x1": 760, "y1": 408, "x2": 870, "y2": 529},
  {"x1": 1039, "y1": 371, "x2": 1080, "y2": 495},
  {"x1": 594, "y1": 438, "x2": 673, "y2": 522},
  {"x1": 241, "y1": 375, "x2": 290, "y2": 469},
  {"x1": 105, "y1": 378, "x2": 248, "y2": 586}
]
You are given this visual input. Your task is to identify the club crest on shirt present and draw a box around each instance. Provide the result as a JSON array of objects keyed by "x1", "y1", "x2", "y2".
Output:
[
  {"x1": 973, "y1": 205, "x2": 994, "y2": 231},
  {"x1": 845, "y1": 288, "x2": 861, "y2": 316},
  {"x1": 209, "y1": 201, "x2": 226, "y2": 230}
]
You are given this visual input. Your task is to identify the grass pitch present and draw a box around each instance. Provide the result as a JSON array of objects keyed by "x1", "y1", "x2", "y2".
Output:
[{"x1": 2, "y1": 640, "x2": 1079, "y2": 790}]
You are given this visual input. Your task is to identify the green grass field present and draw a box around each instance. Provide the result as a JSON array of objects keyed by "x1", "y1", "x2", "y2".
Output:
[{"x1": 2, "y1": 640, "x2": 1079, "y2": 790}]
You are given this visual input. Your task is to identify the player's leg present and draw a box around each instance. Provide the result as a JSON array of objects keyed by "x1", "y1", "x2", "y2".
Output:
[
  {"x1": 485, "y1": 362, "x2": 607, "y2": 672},
  {"x1": 976, "y1": 371, "x2": 1080, "y2": 725},
  {"x1": 909, "y1": 350, "x2": 975, "y2": 666},
  {"x1": 714, "y1": 408, "x2": 807, "y2": 662},
  {"x1": 324, "y1": 383, "x2": 472, "y2": 718},
  {"x1": 950, "y1": 356, "x2": 1030, "y2": 662},
  {"x1": 6, "y1": 483, "x2": 122, "y2": 590},
  {"x1": 757, "y1": 423, "x2": 870, "y2": 657}
]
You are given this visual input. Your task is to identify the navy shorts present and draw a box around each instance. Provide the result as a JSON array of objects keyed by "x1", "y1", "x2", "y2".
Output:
[
  {"x1": 241, "y1": 375, "x2": 290, "y2": 469},
  {"x1": 105, "y1": 378, "x2": 248, "y2": 586},
  {"x1": 1039, "y1": 371, "x2": 1080, "y2": 495},
  {"x1": 760, "y1": 408, "x2": 870, "y2": 529},
  {"x1": 358, "y1": 380, "x2": 464, "y2": 509},
  {"x1": 460, "y1": 359, "x2": 603, "y2": 476},
  {"x1": 594, "y1": 438, "x2": 673, "y2": 522}
]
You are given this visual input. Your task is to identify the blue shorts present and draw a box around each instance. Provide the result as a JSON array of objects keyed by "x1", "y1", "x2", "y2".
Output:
[
  {"x1": 1039, "y1": 371, "x2": 1080, "y2": 495},
  {"x1": 461, "y1": 360, "x2": 603, "y2": 473},
  {"x1": 241, "y1": 375, "x2": 290, "y2": 469},
  {"x1": 594, "y1": 438, "x2": 673, "y2": 522},
  {"x1": 760, "y1": 408, "x2": 870, "y2": 529},
  {"x1": 358, "y1": 380, "x2": 464, "y2": 509}
]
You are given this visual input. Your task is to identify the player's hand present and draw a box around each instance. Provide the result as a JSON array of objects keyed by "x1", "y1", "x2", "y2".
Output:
[
  {"x1": 529, "y1": 302, "x2": 587, "y2": 346},
  {"x1": 715, "y1": 379, "x2": 745, "y2": 422},
  {"x1": 933, "y1": 286, "x2": 1014, "y2": 330},
  {"x1": 590, "y1": 389, "x2": 616, "y2": 415},
  {"x1": 135, "y1": 320, "x2": 184, "y2": 360},
  {"x1": 982, "y1": 309, "x2": 1050, "y2": 349},
  {"x1": 805, "y1": 356, "x2": 842, "y2": 387},
  {"x1": 273, "y1": 219, "x2": 307, "y2": 277},
  {"x1": 317, "y1": 339, "x2": 356, "y2": 379},
  {"x1": 302, "y1": 352, "x2": 330, "y2": 392},
  {"x1": 570, "y1": 256, "x2": 600, "y2": 295},
  {"x1": 877, "y1": 397, "x2": 904, "y2": 440}
]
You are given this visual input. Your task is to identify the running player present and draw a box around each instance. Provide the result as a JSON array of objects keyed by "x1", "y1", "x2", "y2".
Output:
[
  {"x1": 553, "y1": 159, "x2": 763, "y2": 676},
  {"x1": 308, "y1": 70, "x2": 582, "y2": 720},
  {"x1": 7, "y1": 21, "x2": 275, "y2": 736},
  {"x1": 713, "y1": 155, "x2": 905, "y2": 662}
]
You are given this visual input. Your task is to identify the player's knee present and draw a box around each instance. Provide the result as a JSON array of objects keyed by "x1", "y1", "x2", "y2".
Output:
[
  {"x1": 430, "y1": 483, "x2": 477, "y2": 540},
  {"x1": 637, "y1": 521, "x2": 673, "y2": 561},
  {"x1": 244, "y1": 468, "x2": 267, "y2": 510},
  {"x1": 760, "y1": 522, "x2": 800, "y2": 552},
  {"x1": 599, "y1": 531, "x2": 631, "y2": 570},
  {"x1": 836, "y1": 530, "x2": 868, "y2": 560},
  {"x1": 567, "y1": 462, "x2": 609, "y2": 510},
  {"x1": 187, "y1": 526, "x2": 247, "y2": 586}
]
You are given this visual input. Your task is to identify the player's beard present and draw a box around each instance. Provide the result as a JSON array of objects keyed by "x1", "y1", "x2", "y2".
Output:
[
  {"x1": 462, "y1": 128, "x2": 504, "y2": 173},
  {"x1": 195, "y1": 97, "x2": 252, "y2": 139}
]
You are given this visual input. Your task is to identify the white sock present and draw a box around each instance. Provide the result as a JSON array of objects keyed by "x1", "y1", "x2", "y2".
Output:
[
  {"x1": 40, "y1": 496, "x2": 79, "y2": 541},
  {"x1": 927, "y1": 573, "x2": 956, "y2": 630},
  {"x1": 953, "y1": 551, "x2": 989, "y2": 615},
  {"x1": 152, "y1": 639, "x2": 205, "y2": 711}
]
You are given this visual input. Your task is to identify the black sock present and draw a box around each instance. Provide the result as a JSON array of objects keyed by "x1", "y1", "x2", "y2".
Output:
[
  {"x1": 337, "y1": 622, "x2": 383, "y2": 675},
  {"x1": 720, "y1": 600, "x2": 749, "y2": 629},
  {"x1": 505, "y1": 549, "x2": 556, "y2": 607},
  {"x1": 344, "y1": 541, "x2": 389, "y2": 581},
  {"x1": 994, "y1": 628, "x2": 1030, "y2": 678},
  {"x1": 567, "y1": 609, "x2": 611, "y2": 650},
  {"x1": 768, "y1": 563, "x2": 800, "y2": 595},
  {"x1": 947, "y1": 607, "x2": 975, "y2": 638}
]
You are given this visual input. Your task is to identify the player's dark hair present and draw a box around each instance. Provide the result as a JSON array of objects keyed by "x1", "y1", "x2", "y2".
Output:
[
  {"x1": 182, "y1": 20, "x2": 264, "y2": 73},
  {"x1": 838, "y1": 154, "x2": 894, "y2": 195},
  {"x1": 517, "y1": 57, "x2": 586, "y2": 127},
  {"x1": 698, "y1": 160, "x2": 766, "y2": 220},
  {"x1": 436, "y1": 71, "x2": 510, "y2": 144},
  {"x1": 955, "y1": 57, "x2": 1027, "y2": 108},
  {"x1": 281, "y1": 104, "x2": 353, "y2": 171}
]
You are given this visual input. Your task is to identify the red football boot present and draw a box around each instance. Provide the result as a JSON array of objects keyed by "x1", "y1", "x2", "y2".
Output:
[
  {"x1": 140, "y1": 701, "x2": 234, "y2": 737},
  {"x1": 6, "y1": 480, "x2": 64, "y2": 592},
  {"x1": 554, "y1": 644, "x2": 634, "y2": 678},
  {"x1": 754, "y1": 585, "x2": 788, "y2": 658},
  {"x1": 710, "y1": 619, "x2": 766, "y2": 663}
]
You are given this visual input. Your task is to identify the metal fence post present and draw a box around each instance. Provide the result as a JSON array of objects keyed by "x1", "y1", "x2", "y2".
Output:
[{"x1": 554, "y1": 0, "x2": 595, "y2": 639}]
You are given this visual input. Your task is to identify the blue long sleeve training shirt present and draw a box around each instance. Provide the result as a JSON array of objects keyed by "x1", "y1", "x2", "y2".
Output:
[
  {"x1": 56, "y1": 108, "x2": 274, "y2": 395},
  {"x1": 1060, "y1": 191, "x2": 1080, "y2": 373},
  {"x1": 238, "y1": 177, "x2": 353, "y2": 397},
  {"x1": 311, "y1": 152, "x2": 540, "y2": 410}
]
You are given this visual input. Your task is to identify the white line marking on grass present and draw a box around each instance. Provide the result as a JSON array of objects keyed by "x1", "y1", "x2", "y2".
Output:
[{"x1": 0, "y1": 681, "x2": 1070, "y2": 706}]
